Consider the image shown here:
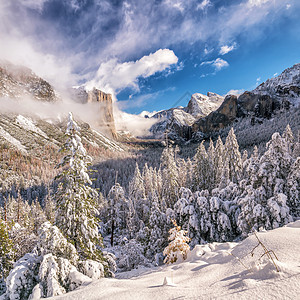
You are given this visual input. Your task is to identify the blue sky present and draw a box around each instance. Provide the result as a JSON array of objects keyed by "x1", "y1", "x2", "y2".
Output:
[{"x1": 1, "y1": 0, "x2": 300, "y2": 115}]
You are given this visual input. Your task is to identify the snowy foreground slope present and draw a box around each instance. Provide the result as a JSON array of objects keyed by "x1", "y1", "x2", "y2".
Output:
[{"x1": 50, "y1": 221, "x2": 300, "y2": 300}]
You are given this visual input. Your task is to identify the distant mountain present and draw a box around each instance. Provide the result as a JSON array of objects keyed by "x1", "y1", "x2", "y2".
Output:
[
  {"x1": 186, "y1": 92, "x2": 224, "y2": 118},
  {"x1": 253, "y1": 63, "x2": 300, "y2": 105},
  {"x1": 0, "y1": 61, "x2": 125, "y2": 173},
  {"x1": 0, "y1": 61, "x2": 58, "y2": 102},
  {"x1": 149, "y1": 63, "x2": 300, "y2": 142},
  {"x1": 150, "y1": 92, "x2": 224, "y2": 142},
  {"x1": 72, "y1": 86, "x2": 117, "y2": 139}
]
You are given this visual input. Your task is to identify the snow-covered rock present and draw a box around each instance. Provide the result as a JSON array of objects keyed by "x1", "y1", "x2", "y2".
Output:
[
  {"x1": 150, "y1": 92, "x2": 224, "y2": 141},
  {"x1": 253, "y1": 63, "x2": 300, "y2": 106},
  {"x1": 186, "y1": 92, "x2": 224, "y2": 118}
]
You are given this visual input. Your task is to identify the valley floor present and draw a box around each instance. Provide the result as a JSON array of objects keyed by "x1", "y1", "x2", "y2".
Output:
[{"x1": 50, "y1": 221, "x2": 300, "y2": 300}]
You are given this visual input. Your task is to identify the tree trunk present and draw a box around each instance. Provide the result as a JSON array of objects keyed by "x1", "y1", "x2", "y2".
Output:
[{"x1": 111, "y1": 219, "x2": 115, "y2": 246}]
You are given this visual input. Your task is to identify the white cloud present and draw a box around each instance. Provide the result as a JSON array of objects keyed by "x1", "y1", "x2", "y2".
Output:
[
  {"x1": 17, "y1": 0, "x2": 49, "y2": 11},
  {"x1": 226, "y1": 89, "x2": 244, "y2": 96},
  {"x1": 256, "y1": 77, "x2": 261, "y2": 85},
  {"x1": 248, "y1": 0, "x2": 270, "y2": 7},
  {"x1": 164, "y1": 0, "x2": 185, "y2": 12},
  {"x1": 219, "y1": 43, "x2": 237, "y2": 55},
  {"x1": 204, "y1": 47, "x2": 214, "y2": 56},
  {"x1": 197, "y1": 0, "x2": 211, "y2": 11},
  {"x1": 201, "y1": 58, "x2": 229, "y2": 71},
  {"x1": 114, "y1": 107, "x2": 158, "y2": 136},
  {"x1": 85, "y1": 49, "x2": 178, "y2": 94},
  {"x1": 0, "y1": 35, "x2": 76, "y2": 92},
  {"x1": 286, "y1": 4, "x2": 291, "y2": 9}
]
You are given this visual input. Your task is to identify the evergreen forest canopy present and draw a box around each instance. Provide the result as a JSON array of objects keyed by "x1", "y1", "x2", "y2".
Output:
[{"x1": 0, "y1": 112, "x2": 299, "y2": 299}]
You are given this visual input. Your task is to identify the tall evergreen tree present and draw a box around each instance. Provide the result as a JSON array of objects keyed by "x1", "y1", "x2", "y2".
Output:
[
  {"x1": 257, "y1": 132, "x2": 292, "y2": 198},
  {"x1": 160, "y1": 146, "x2": 179, "y2": 207},
  {"x1": 0, "y1": 219, "x2": 14, "y2": 294},
  {"x1": 193, "y1": 141, "x2": 212, "y2": 191},
  {"x1": 282, "y1": 124, "x2": 294, "y2": 156},
  {"x1": 287, "y1": 157, "x2": 300, "y2": 217},
  {"x1": 224, "y1": 128, "x2": 242, "y2": 184},
  {"x1": 107, "y1": 182, "x2": 127, "y2": 246},
  {"x1": 129, "y1": 163, "x2": 147, "y2": 224},
  {"x1": 55, "y1": 112, "x2": 103, "y2": 261},
  {"x1": 214, "y1": 136, "x2": 225, "y2": 188}
]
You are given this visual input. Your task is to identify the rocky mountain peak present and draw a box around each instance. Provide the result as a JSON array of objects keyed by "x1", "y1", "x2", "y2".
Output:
[
  {"x1": 150, "y1": 92, "x2": 224, "y2": 141},
  {"x1": 186, "y1": 92, "x2": 224, "y2": 118},
  {"x1": 72, "y1": 87, "x2": 117, "y2": 139},
  {"x1": 0, "y1": 61, "x2": 58, "y2": 102},
  {"x1": 253, "y1": 63, "x2": 300, "y2": 106}
]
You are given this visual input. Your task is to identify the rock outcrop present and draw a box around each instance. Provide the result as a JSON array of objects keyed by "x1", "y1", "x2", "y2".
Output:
[
  {"x1": 193, "y1": 95, "x2": 237, "y2": 134},
  {"x1": 237, "y1": 92, "x2": 284, "y2": 119},
  {"x1": 186, "y1": 92, "x2": 224, "y2": 118},
  {"x1": 72, "y1": 87, "x2": 117, "y2": 139},
  {"x1": 149, "y1": 63, "x2": 300, "y2": 142},
  {"x1": 253, "y1": 63, "x2": 300, "y2": 106},
  {"x1": 0, "y1": 61, "x2": 57, "y2": 102},
  {"x1": 150, "y1": 92, "x2": 224, "y2": 141}
]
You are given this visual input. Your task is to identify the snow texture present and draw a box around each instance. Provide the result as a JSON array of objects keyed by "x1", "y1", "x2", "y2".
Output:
[
  {"x1": 0, "y1": 126, "x2": 27, "y2": 153},
  {"x1": 47, "y1": 221, "x2": 300, "y2": 300},
  {"x1": 15, "y1": 115, "x2": 48, "y2": 139},
  {"x1": 253, "y1": 63, "x2": 300, "y2": 106}
]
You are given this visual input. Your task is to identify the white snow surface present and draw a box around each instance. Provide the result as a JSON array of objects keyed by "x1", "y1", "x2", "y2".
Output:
[
  {"x1": 49, "y1": 221, "x2": 300, "y2": 300},
  {"x1": 172, "y1": 109, "x2": 195, "y2": 126},
  {"x1": 0, "y1": 125, "x2": 27, "y2": 153},
  {"x1": 92, "y1": 129, "x2": 124, "y2": 152},
  {"x1": 16, "y1": 115, "x2": 48, "y2": 138},
  {"x1": 187, "y1": 92, "x2": 224, "y2": 118}
]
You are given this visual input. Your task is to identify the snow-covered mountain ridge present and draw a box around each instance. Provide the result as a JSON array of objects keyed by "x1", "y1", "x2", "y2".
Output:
[
  {"x1": 186, "y1": 92, "x2": 224, "y2": 118},
  {"x1": 0, "y1": 61, "x2": 58, "y2": 102},
  {"x1": 149, "y1": 62, "x2": 300, "y2": 142},
  {"x1": 150, "y1": 92, "x2": 224, "y2": 141},
  {"x1": 254, "y1": 63, "x2": 300, "y2": 105},
  {"x1": 0, "y1": 113, "x2": 124, "y2": 157}
]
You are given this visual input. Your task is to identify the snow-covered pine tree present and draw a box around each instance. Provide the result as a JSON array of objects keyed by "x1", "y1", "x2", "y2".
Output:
[
  {"x1": 214, "y1": 136, "x2": 225, "y2": 188},
  {"x1": 237, "y1": 133, "x2": 294, "y2": 234},
  {"x1": 282, "y1": 124, "x2": 294, "y2": 156},
  {"x1": 128, "y1": 163, "x2": 147, "y2": 230},
  {"x1": 256, "y1": 132, "x2": 292, "y2": 198},
  {"x1": 147, "y1": 195, "x2": 167, "y2": 260},
  {"x1": 55, "y1": 112, "x2": 103, "y2": 262},
  {"x1": 292, "y1": 130, "x2": 300, "y2": 158},
  {"x1": 126, "y1": 197, "x2": 138, "y2": 239},
  {"x1": 4, "y1": 222, "x2": 106, "y2": 300},
  {"x1": 107, "y1": 182, "x2": 127, "y2": 246},
  {"x1": 142, "y1": 163, "x2": 155, "y2": 199},
  {"x1": 193, "y1": 141, "x2": 212, "y2": 191},
  {"x1": 30, "y1": 198, "x2": 47, "y2": 235},
  {"x1": 237, "y1": 185, "x2": 271, "y2": 235},
  {"x1": 160, "y1": 146, "x2": 179, "y2": 207},
  {"x1": 207, "y1": 139, "x2": 216, "y2": 188},
  {"x1": 224, "y1": 128, "x2": 242, "y2": 184},
  {"x1": 0, "y1": 219, "x2": 14, "y2": 295},
  {"x1": 245, "y1": 145, "x2": 260, "y2": 187},
  {"x1": 174, "y1": 187, "x2": 200, "y2": 246},
  {"x1": 287, "y1": 157, "x2": 300, "y2": 218},
  {"x1": 163, "y1": 220, "x2": 190, "y2": 264}
]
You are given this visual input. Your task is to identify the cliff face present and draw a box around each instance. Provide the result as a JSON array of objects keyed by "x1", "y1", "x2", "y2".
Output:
[
  {"x1": 193, "y1": 95, "x2": 237, "y2": 134},
  {"x1": 73, "y1": 87, "x2": 117, "y2": 139},
  {"x1": 150, "y1": 92, "x2": 224, "y2": 141},
  {"x1": 0, "y1": 61, "x2": 57, "y2": 102}
]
